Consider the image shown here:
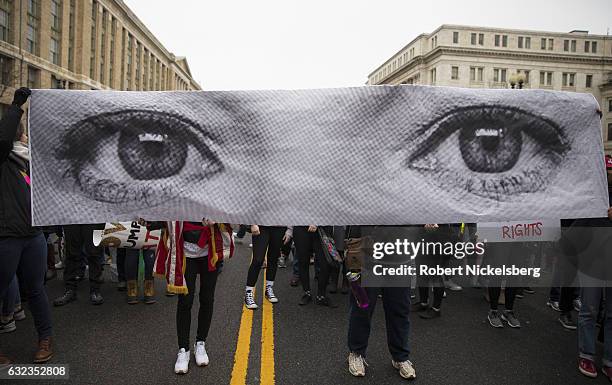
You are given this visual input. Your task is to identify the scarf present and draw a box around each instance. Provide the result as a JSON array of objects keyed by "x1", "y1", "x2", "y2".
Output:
[
  {"x1": 154, "y1": 222, "x2": 234, "y2": 294},
  {"x1": 11, "y1": 141, "x2": 30, "y2": 161}
]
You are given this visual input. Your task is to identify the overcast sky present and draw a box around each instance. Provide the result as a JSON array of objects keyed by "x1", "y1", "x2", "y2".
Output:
[{"x1": 124, "y1": 0, "x2": 611, "y2": 91}]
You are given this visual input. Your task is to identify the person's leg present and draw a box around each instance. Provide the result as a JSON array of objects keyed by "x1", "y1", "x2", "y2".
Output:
[
  {"x1": 488, "y1": 286, "x2": 501, "y2": 310},
  {"x1": 125, "y1": 249, "x2": 140, "y2": 304},
  {"x1": 18, "y1": 233, "x2": 52, "y2": 341},
  {"x1": 313, "y1": 229, "x2": 331, "y2": 297},
  {"x1": 504, "y1": 287, "x2": 517, "y2": 311},
  {"x1": 1, "y1": 276, "x2": 18, "y2": 318},
  {"x1": 348, "y1": 287, "x2": 379, "y2": 357},
  {"x1": 381, "y1": 287, "x2": 411, "y2": 362},
  {"x1": 578, "y1": 287, "x2": 601, "y2": 363},
  {"x1": 264, "y1": 227, "x2": 283, "y2": 283},
  {"x1": 417, "y1": 286, "x2": 429, "y2": 305},
  {"x1": 116, "y1": 248, "x2": 126, "y2": 285},
  {"x1": 142, "y1": 249, "x2": 156, "y2": 304},
  {"x1": 61, "y1": 225, "x2": 83, "y2": 291},
  {"x1": 196, "y1": 261, "x2": 220, "y2": 343},
  {"x1": 246, "y1": 227, "x2": 270, "y2": 288},
  {"x1": 293, "y1": 227, "x2": 312, "y2": 293},
  {"x1": 432, "y1": 286, "x2": 444, "y2": 309},
  {"x1": 82, "y1": 224, "x2": 104, "y2": 292},
  {"x1": 602, "y1": 287, "x2": 612, "y2": 368},
  {"x1": 177, "y1": 258, "x2": 198, "y2": 350},
  {"x1": 236, "y1": 225, "x2": 247, "y2": 238}
]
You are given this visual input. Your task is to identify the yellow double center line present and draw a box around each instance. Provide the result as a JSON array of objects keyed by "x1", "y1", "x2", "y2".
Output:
[{"x1": 230, "y1": 278, "x2": 275, "y2": 385}]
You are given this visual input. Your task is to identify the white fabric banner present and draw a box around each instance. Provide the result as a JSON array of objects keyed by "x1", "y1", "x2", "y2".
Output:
[
  {"x1": 477, "y1": 219, "x2": 561, "y2": 242},
  {"x1": 28, "y1": 86, "x2": 609, "y2": 225},
  {"x1": 92, "y1": 222, "x2": 161, "y2": 249}
]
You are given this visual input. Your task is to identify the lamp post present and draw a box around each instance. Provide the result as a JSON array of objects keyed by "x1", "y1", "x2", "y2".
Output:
[
  {"x1": 509, "y1": 73, "x2": 518, "y2": 89},
  {"x1": 509, "y1": 72, "x2": 527, "y2": 89}
]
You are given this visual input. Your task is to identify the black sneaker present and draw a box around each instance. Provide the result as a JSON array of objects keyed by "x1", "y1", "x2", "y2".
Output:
[
  {"x1": 53, "y1": 289, "x2": 77, "y2": 307},
  {"x1": 559, "y1": 313, "x2": 577, "y2": 330},
  {"x1": 501, "y1": 310, "x2": 521, "y2": 328},
  {"x1": 419, "y1": 307, "x2": 441, "y2": 319},
  {"x1": 299, "y1": 292, "x2": 312, "y2": 306},
  {"x1": 488, "y1": 310, "x2": 504, "y2": 328},
  {"x1": 316, "y1": 296, "x2": 338, "y2": 308},
  {"x1": 411, "y1": 302, "x2": 428, "y2": 312},
  {"x1": 90, "y1": 290, "x2": 104, "y2": 305}
]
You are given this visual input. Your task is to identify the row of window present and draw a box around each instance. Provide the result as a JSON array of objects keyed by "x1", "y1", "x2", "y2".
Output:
[
  {"x1": 451, "y1": 31, "x2": 599, "y2": 53},
  {"x1": 443, "y1": 66, "x2": 595, "y2": 88},
  {"x1": 0, "y1": 0, "x2": 174, "y2": 91}
]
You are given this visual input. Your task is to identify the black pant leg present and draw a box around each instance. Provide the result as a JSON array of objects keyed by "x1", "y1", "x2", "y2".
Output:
[
  {"x1": 264, "y1": 227, "x2": 284, "y2": 282},
  {"x1": 196, "y1": 260, "x2": 219, "y2": 342},
  {"x1": 177, "y1": 258, "x2": 198, "y2": 350},
  {"x1": 246, "y1": 226, "x2": 271, "y2": 287},
  {"x1": 125, "y1": 249, "x2": 140, "y2": 281},
  {"x1": 504, "y1": 287, "x2": 517, "y2": 311},
  {"x1": 313, "y1": 228, "x2": 330, "y2": 296},
  {"x1": 63, "y1": 224, "x2": 84, "y2": 290},
  {"x1": 116, "y1": 248, "x2": 126, "y2": 282},
  {"x1": 382, "y1": 287, "x2": 411, "y2": 362},
  {"x1": 82, "y1": 224, "x2": 104, "y2": 290},
  {"x1": 347, "y1": 287, "x2": 379, "y2": 357},
  {"x1": 293, "y1": 227, "x2": 313, "y2": 292}
]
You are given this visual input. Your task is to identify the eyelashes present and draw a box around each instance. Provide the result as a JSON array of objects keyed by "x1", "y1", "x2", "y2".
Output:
[
  {"x1": 407, "y1": 105, "x2": 570, "y2": 200},
  {"x1": 56, "y1": 110, "x2": 224, "y2": 205}
]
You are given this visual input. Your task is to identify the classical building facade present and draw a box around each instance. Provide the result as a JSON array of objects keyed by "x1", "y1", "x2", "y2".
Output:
[
  {"x1": 367, "y1": 24, "x2": 612, "y2": 153},
  {"x1": 0, "y1": 0, "x2": 200, "y2": 115}
]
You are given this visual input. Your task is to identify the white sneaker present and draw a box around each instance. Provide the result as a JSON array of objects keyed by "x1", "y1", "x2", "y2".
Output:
[
  {"x1": 174, "y1": 348, "x2": 190, "y2": 374},
  {"x1": 348, "y1": 352, "x2": 366, "y2": 377},
  {"x1": 245, "y1": 290, "x2": 258, "y2": 310},
  {"x1": 0, "y1": 318, "x2": 16, "y2": 334},
  {"x1": 194, "y1": 341, "x2": 209, "y2": 366},
  {"x1": 392, "y1": 359, "x2": 416, "y2": 379},
  {"x1": 54, "y1": 261, "x2": 64, "y2": 269},
  {"x1": 265, "y1": 285, "x2": 278, "y2": 304}
]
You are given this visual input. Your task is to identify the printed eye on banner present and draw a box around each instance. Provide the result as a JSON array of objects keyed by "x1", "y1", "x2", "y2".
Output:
[
  {"x1": 407, "y1": 105, "x2": 570, "y2": 201},
  {"x1": 56, "y1": 109, "x2": 224, "y2": 206}
]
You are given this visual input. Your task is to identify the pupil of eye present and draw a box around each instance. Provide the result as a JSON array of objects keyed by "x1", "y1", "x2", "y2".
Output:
[
  {"x1": 118, "y1": 130, "x2": 188, "y2": 180},
  {"x1": 459, "y1": 125, "x2": 522, "y2": 173}
]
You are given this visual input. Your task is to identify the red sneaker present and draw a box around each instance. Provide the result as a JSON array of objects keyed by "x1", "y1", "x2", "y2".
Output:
[
  {"x1": 579, "y1": 358, "x2": 597, "y2": 378},
  {"x1": 602, "y1": 366, "x2": 612, "y2": 382}
]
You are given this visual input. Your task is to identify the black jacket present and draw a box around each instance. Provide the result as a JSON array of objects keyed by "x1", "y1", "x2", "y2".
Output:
[{"x1": 0, "y1": 104, "x2": 40, "y2": 238}]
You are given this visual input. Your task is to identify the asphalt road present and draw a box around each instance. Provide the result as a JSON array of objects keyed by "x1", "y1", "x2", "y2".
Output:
[{"x1": 1, "y1": 238, "x2": 607, "y2": 385}]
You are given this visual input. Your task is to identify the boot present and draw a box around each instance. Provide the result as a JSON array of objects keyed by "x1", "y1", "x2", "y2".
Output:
[
  {"x1": 127, "y1": 280, "x2": 139, "y2": 304},
  {"x1": 144, "y1": 280, "x2": 156, "y2": 304},
  {"x1": 33, "y1": 337, "x2": 52, "y2": 363},
  {"x1": 53, "y1": 289, "x2": 76, "y2": 307}
]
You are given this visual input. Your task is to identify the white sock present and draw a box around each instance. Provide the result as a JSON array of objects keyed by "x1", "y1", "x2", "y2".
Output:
[
  {"x1": 266, "y1": 281, "x2": 274, "y2": 288},
  {"x1": 246, "y1": 286, "x2": 254, "y2": 292}
]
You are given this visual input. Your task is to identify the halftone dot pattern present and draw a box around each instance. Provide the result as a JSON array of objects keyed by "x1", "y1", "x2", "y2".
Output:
[{"x1": 28, "y1": 86, "x2": 608, "y2": 226}]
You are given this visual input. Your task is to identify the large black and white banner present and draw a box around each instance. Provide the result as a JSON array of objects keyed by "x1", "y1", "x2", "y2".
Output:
[{"x1": 28, "y1": 86, "x2": 608, "y2": 226}]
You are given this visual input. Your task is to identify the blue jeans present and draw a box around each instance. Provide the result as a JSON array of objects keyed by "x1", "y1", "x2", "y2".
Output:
[
  {"x1": 0, "y1": 233, "x2": 52, "y2": 340},
  {"x1": 1, "y1": 276, "x2": 20, "y2": 317},
  {"x1": 578, "y1": 287, "x2": 612, "y2": 366},
  {"x1": 348, "y1": 286, "x2": 411, "y2": 361},
  {"x1": 125, "y1": 249, "x2": 154, "y2": 280}
]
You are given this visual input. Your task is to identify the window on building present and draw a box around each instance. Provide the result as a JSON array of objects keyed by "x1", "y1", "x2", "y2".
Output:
[
  {"x1": 109, "y1": 17, "x2": 116, "y2": 86},
  {"x1": 453, "y1": 31, "x2": 458, "y2": 44},
  {"x1": 470, "y1": 33, "x2": 476, "y2": 45},
  {"x1": 0, "y1": 2, "x2": 10, "y2": 43},
  {"x1": 26, "y1": 0, "x2": 40, "y2": 55},
  {"x1": 609, "y1": 98, "x2": 612, "y2": 112},
  {"x1": 27, "y1": 66, "x2": 39, "y2": 88},
  {"x1": 51, "y1": 0, "x2": 61, "y2": 30},
  {"x1": 470, "y1": 66, "x2": 484, "y2": 82},
  {"x1": 68, "y1": 0, "x2": 75, "y2": 70},
  {"x1": 592, "y1": 41, "x2": 597, "y2": 53},
  {"x1": 49, "y1": 37, "x2": 59, "y2": 64},
  {"x1": 493, "y1": 68, "x2": 507, "y2": 83},
  {"x1": 525, "y1": 37, "x2": 531, "y2": 49},
  {"x1": 541, "y1": 38, "x2": 546, "y2": 50},
  {"x1": 585, "y1": 41, "x2": 590, "y2": 53},
  {"x1": 430, "y1": 68, "x2": 436, "y2": 83},
  {"x1": 571, "y1": 39, "x2": 576, "y2": 52},
  {"x1": 564, "y1": 39, "x2": 569, "y2": 51},
  {"x1": 548, "y1": 38, "x2": 553, "y2": 50},
  {"x1": 502, "y1": 35, "x2": 507, "y2": 47},
  {"x1": 518, "y1": 36, "x2": 523, "y2": 48},
  {"x1": 562, "y1": 72, "x2": 576, "y2": 87},
  {"x1": 518, "y1": 36, "x2": 530, "y2": 48},
  {"x1": 51, "y1": 75, "x2": 63, "y2": 89},
  {"x1": 586, "y1": 74, "x2": 593, "y2": 88},
  {"x1": 495, "y1": 34, "x2": 500, "y2": 47},
  {"x1": 90, "y1": 1, "x2": 97, "y2": 79},
  {"x1": 608, "y1": 123, "x2": 612, "y2": 142},
  {"x1": 0, "y1": 54, "x2": 12, "y2": 86},
  {"x1": 478, "y1": 33, "x2": 484, "y2": 45},
  {"x1": 126, "y1": 34, "x2": 132, "y2": 90},
  {"x1": 518, "y1": 70, "x2": 530, "y2": 84},
  {"x1": 543, "y1": 71, "x2": 553, "y2": 86},
  {"x1": 451, "y1": 66, "x2": 459, "y2": 80}
]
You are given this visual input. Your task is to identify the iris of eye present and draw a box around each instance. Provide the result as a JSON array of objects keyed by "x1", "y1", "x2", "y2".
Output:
[
  {"x1": 118, "y1": 130, "x2": 188, "y2": 180},
  {"x1": 459, "y1": 126, "x2": 522, "y2": 173}
]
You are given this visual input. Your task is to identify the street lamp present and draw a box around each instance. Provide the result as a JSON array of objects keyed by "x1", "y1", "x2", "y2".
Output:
[{"x1": 509, "y1": 72, "x2": 527, "y2": 89}]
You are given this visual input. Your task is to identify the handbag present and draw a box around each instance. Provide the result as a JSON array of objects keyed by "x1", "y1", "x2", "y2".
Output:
[
  {"x1": 343, "y1": 226, "x2": 373, "y2": 271},
  {"x1": 318, "y1": 228, "x2": 342, "y2": 265}
]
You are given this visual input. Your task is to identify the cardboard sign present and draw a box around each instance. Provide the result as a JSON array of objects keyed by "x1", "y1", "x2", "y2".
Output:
[{"x1": 477, "y1": 219, "x2": 561, "y2": 243}]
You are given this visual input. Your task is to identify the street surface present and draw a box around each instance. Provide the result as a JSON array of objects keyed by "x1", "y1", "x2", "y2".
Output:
[{"x1": 1, "y1": 237, "x2": 605, "y2": 385}]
